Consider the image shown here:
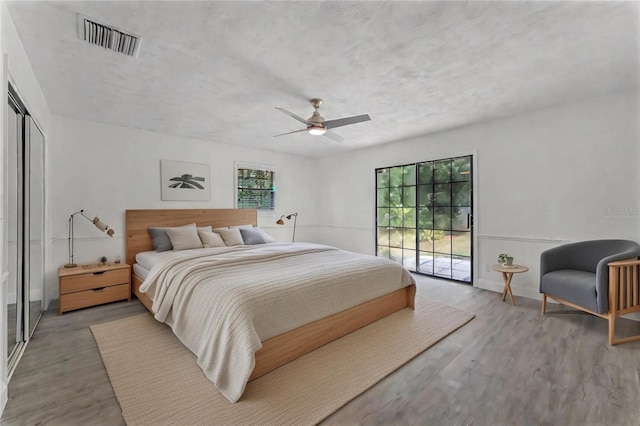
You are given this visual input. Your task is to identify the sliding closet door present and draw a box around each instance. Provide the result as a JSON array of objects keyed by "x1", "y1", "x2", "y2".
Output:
[
  {"x1": 6, "y1": 86, "x2": 45, "y2": 374},
  {"x1": 26, "y1": 117, "x2": 45, "y2": 337},
  {"x1": 7, "y1": 96, "x2": 24, "y2": 362}
]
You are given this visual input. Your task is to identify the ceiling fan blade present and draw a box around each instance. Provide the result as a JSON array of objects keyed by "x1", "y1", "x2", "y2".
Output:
[
  {"x1": 323, "y1": 114, "x2": 371, "y2": 129},
  {"x1": 322, "y1": 130, "x2": 344, "y2": 143},
  {"x1": 275, "y1": 107, "x2": 309, "y2": 125},
  {"x1": 273, "y1": 128, "x2": 308, "y2": 137}
]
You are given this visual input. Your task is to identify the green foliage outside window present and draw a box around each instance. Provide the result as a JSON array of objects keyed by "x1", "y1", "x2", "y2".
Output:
[
  {"x1": 237, "y1": 167, "x2": 275, "y2": 210},
  {"x1": 376, "y1": 156, "x2": 472, "y2": 271}
]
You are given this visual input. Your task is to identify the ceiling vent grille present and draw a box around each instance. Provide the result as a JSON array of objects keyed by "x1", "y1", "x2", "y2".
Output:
[{"x1": 78, "y1": 15, "x2": 142, "y2": 58}]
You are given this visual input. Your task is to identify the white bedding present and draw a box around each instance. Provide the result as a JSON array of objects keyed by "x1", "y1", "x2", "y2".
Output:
[
  {"x1": 135, "y1": 247, "x2": 227, "y2": 270},
  {"x1": 140, "y1": 242, "x2": 415, "y2": 403},
  {"x1": 132, "y1": 263, "x2": 150, "y2": 280}
]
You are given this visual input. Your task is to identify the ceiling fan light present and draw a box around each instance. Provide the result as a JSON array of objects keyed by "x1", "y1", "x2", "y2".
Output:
[{"x1": 307, "y1": 126, "x2": 327, "y2": 136}]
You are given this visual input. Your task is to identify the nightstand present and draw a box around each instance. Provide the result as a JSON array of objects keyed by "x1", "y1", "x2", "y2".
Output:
[{"x1": 58, "y1": 263, "x2": 131, "y2": 315}]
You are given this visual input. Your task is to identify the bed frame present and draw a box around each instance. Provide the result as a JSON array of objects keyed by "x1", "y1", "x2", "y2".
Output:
[{"x1": 125, "y1": 209, "x2": 416, "y2": 380}]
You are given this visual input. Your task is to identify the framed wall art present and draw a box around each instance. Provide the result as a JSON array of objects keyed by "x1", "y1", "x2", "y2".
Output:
[{"x1": 160, "y1": 160, "x2": 210, "y2": 201}]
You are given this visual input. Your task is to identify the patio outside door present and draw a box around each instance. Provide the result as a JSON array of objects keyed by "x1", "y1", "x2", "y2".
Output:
[{"x1": 376, "y1": 155, "x2": 473, "y2": 283}]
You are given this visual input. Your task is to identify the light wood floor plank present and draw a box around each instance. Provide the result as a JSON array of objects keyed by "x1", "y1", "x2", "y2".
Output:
[{"x1": 2, "y1": 275, "x2": 639, "y2": 425}]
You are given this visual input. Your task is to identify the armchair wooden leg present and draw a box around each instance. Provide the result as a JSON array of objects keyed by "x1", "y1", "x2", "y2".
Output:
[
  {"x1": 607, "y1": 314, "x2": 640, "y2": 345},
  {"x1": 541, "y1": 294, "x2": 547, "y2": 315},
  {"x1": 608, "y1": 314, "x2": 615, "y2": 346}
]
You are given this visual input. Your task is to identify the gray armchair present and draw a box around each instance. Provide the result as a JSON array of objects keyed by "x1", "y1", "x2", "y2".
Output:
[{"x1": 540, "y1": 239, "x2": 640, "y2": 345}]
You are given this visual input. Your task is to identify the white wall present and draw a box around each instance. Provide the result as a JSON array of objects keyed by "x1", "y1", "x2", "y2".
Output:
[
  {"x1": 48, "y1": 115, "x2": 320, "y2": 299},
  {"x1": 1, "y1": 0, "x2": 52, "y2": 414},
  {"x1": 315, "y1": 92, "x2": 640, "y2": 300}
]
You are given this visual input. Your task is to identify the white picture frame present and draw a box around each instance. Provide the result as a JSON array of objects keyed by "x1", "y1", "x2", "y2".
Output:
[{"x1": 160, "y1": 160, "x2": 210, "y2": 201}]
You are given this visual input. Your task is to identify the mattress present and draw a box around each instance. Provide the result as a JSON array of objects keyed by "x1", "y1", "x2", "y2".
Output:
[
  {"x1": 135, "y1": 247, "x2": 227, "y2": 270},
  {"x1": 132, "y1": 263, "x2": 151, "y2": 280}
]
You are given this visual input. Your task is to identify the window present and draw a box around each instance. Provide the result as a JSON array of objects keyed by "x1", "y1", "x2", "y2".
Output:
[{"x1": 235, "y1": 163, "x2": 276, "y2": 210}]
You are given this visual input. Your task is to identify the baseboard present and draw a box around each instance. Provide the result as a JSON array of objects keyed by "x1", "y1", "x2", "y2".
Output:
[
  {"x1": 477, "y1": 278, "x2": 542, "y2": 302},
  {"x1": 477, "y1": 279, "x2": 640, "y2": 323}
]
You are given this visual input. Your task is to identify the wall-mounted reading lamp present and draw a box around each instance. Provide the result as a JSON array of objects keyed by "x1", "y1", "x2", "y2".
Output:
[
  {"x1": 65, "y1": 209, "x2": 115, "y2": 268},
  {"x1": 276, "y1": 212, "x2": 298, "y2": 242}
]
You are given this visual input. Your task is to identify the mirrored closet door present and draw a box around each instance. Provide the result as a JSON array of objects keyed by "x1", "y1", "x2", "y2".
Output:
[{"x1": 7, "y1": 85, "x2": 45, "y2": 373}]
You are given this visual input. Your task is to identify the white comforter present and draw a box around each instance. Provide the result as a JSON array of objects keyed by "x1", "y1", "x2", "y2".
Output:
[{"x1": 140, "y1": 242, "x2": 415, "y2": 402}]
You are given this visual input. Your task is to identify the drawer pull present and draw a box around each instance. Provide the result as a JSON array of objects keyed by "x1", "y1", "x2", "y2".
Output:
[
  {"x1": 93, "y1": 271, "x2": 106, "y2": 276},
  {"x1": 92, "y1": 287, "x2": 106, "y2": 292}
]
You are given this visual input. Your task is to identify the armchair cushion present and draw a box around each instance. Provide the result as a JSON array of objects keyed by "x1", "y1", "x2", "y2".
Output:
[{"x1": 540, "y1": 270, "x2": 598, "y2": 313}]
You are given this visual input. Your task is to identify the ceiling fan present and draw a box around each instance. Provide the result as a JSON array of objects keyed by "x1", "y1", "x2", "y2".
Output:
[{"x1": 274, "y1": 98, "x2": 371, "y2": 142}]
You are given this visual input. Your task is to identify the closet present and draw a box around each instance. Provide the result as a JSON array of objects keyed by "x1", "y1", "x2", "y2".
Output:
[{"x1": 6, "y1": 84, "x2": 45, "y2": 374}]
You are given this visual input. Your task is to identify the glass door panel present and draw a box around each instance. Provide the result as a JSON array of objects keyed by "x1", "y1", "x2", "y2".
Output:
[
  {"x1": 389, "y1": 166, "x2": 403, "y2": 188},
  {"x1": 28, "y1": 117, "x2": 45, "y2": 337},
  {"x1": 7, "y1": 101, "x2": 23, "y2": 360},
  {"x1": 403, "y1": 228, "x2": 416, "y2": 250},
  {"x1": 376, "y1": 155, "x2": 473, "y2": 283}
]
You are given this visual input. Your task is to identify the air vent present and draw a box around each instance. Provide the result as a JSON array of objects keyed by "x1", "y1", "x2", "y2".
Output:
[{"x1": 78, "y1": 15, "x2": 142, "y2": 58}]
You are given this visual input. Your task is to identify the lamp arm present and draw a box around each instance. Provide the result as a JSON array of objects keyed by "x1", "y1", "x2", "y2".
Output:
[
  {"x1": 292, "y1": 214, "x2": 297, "y2": 243},
  {"x1": 80, "y1": 210, "x2": 93, "y2": 222},
  {"x1": 66, "y1": 210, "x2": 84, "y2": 268},
  {"x1": 67, "y1": 214, "x2": 74, "y2": 267}
]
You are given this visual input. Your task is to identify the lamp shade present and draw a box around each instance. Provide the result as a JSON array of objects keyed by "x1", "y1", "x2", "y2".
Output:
[
  {"x1": 93, "y1": 217, "x2": 107, "y2": 231},
  {"x1": 92, "y1": 216, "x2": 115, "y2": 236}
]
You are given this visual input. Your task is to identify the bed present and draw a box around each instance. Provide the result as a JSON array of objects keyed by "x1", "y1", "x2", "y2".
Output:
[{"x1": 125, "y1": 209, "x2": 416, "y2": 402}]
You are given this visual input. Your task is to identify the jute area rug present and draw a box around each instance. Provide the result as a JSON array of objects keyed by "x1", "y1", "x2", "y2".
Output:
[{"x1": 91, "y1": 296, "x2": 474, "y2": 426}]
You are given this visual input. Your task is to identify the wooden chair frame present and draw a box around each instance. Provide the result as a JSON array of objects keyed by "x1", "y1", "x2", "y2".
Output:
[{"x1": 541, "y1": 258, "x2": 640, "y2": 345}]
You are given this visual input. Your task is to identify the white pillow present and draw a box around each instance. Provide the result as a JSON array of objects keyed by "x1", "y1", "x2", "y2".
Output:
[
  {"x1": 198, "y1": 230, "x2": 226, "y2": 248},
  {"x1": 197, "y1": 225, "x2": 212, "y2": 232},
  {"x1": 165, "y1": 225, "x2": 203, "y2": 251},
  {"x1": 148, "y1": 223, "x2": 211, "y2": 252},
  {"x1": 214, "y1": 227, "x2": 245, "y2": 246}
]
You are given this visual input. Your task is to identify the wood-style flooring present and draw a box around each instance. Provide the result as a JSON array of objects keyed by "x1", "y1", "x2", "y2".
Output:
[{"x1": 2, "y1": 275, "x2": 639, "y2": 425}]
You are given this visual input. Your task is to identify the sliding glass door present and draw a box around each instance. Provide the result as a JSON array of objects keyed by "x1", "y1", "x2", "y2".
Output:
[{"x1": 376, "y1": 155, "x2": 473, "y2": 283}]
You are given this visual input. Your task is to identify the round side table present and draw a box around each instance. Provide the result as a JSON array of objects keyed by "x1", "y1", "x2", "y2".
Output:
[{"x1": 491, "y1": 263, "x2": 529, "y2": 306}]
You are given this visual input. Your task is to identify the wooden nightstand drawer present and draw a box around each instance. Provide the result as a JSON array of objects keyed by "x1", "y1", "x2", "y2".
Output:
[
  {"x1": 58, "y1": 263, "x2": 131, "y2": 315},
  {"x1": 60, "y1": 283, "x2": 130, "y2": 313},
  {"x1": 60, "y1": 268, "x2": 129, "y2": 294}
]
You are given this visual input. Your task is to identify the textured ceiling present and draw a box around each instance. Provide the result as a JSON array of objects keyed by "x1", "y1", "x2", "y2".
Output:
[{"x1": 6, "y1": 1, "x2": 639, "y2": 158}]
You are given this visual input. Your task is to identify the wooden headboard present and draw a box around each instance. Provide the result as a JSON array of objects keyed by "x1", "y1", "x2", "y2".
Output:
[{"x1": 125, "y1": 209, "x2": 257, "y2": 266}]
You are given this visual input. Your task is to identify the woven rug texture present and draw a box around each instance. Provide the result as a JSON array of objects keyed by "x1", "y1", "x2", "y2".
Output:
[{"x1": 90, "y1": 296, "x2": 475, "y2": 426}]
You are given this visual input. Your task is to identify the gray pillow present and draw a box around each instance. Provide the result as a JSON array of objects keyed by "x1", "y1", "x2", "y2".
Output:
[
  {"x1": 148, "y1": 227, "x2": 174, "y2": 252},
  {"x1": 240, "y1": 227, "x2": 267, "y2": 245}
]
